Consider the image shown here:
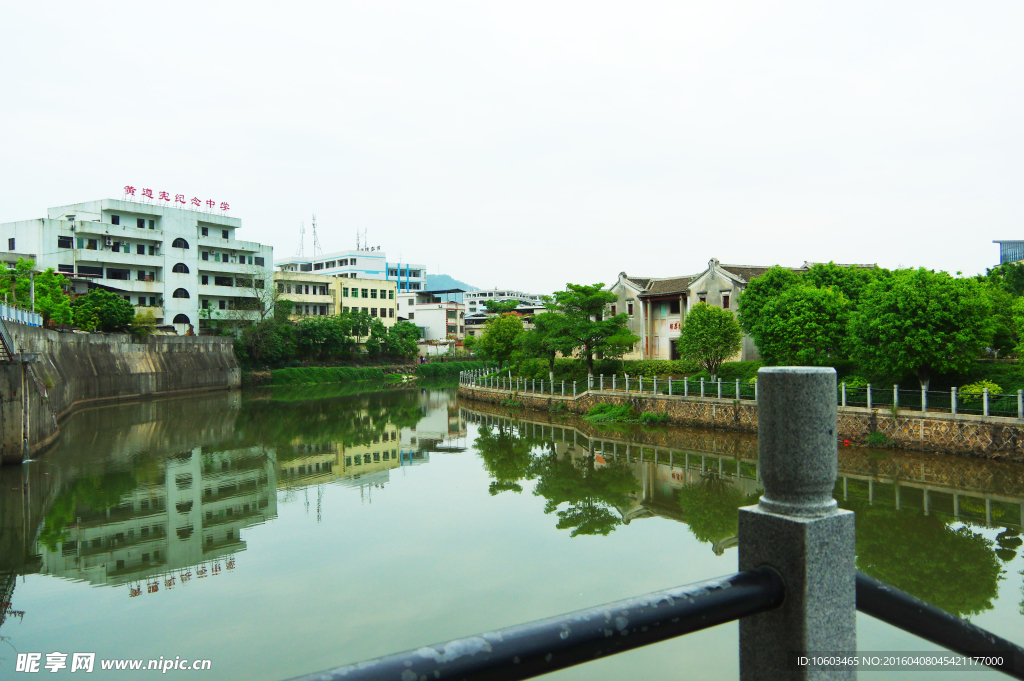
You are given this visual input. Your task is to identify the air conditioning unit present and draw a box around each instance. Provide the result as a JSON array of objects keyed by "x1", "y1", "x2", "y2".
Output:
[
  {"x1": 104, "y1": 236, "x2": 113, "y2": 247},
  {"x1": 121, "y1": 241, "x2": 129, "y2": 248}
]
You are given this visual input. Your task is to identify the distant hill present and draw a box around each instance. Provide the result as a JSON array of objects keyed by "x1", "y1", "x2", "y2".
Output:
[{"x1": 426, "y1": 274, "x2": 476, "y2": 301}]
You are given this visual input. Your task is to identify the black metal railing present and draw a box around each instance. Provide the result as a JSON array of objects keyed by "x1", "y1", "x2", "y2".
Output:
[
  {"x1": 285, "y1": 568, "x2": 785, "y2": 681},
  {"x1": 856, "y1": 571, "x2": 1024, "y2": 678}
]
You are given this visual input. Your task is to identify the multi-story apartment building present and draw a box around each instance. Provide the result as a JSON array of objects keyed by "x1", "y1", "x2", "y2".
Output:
[
  {"x1": 464, "y1": 288, "x2": 544, "y2": 314},
  {"x1": 396, "y1": 289, "x2": 465, "y2": 343},
  {"x1": 275, "y1": 249, "x2": 427, "y2": 293},
  {"x1": 273, "y1": 272, "x2": 398, "y2": 323},
  {"x1": 0, "y1": 199, "x2": 273, "y2": 333}
]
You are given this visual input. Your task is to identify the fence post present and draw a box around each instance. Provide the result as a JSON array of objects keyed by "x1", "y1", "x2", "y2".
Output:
[
  {"x1": 640, "y1": 376, "x2": 644, "y2": 394},
  {"x1": 684, "y1": 377, "x2": 688, "y2": 397},
  {"x1": 893, "y1": 385, "x2": 898, "y2": 411},
  {"x1": 738, "y1": 367, "x2": 855, "y2": 680},
  {"x1": 654, "y1": 376, "x2": 658, "y2": 394},
  {"x1": 626, "y1": 374, "x2": 630, "y2": 393},
  {"x1": 561, "y1": 381, "x2": 565, "y2": 397},
  {"x1": 921, "y1": 387, "x2": 927, "y2": 413},
  {"x1": 984, "y1": 388, "x2": 990, "y2": 417},
  {"x1": 717, "y1": 379, "x2": 722, "y2": 399},
  {"x1": 573, "y1": 381, "x2": 577, "y2": 397},
  {"x1": 700, "y1": 378, "x2": 705, "y2": 398},
  {"x1": 600, "y1": 374, "x2": 604, "y2": 391},
  {"x1": 867, "y1": 383, "x2": 872, "y2": 410},
  {"x1": 841, "y1": 382, "x2": 846, "y2": 408},
  {"x1": 1018, "y1": 390, "x2": 1022, "y2": 420},
  {"x1": 951, "y1": 387, "x2": 957, "y2": 415},
  {"x1": 669, "y1": 378, "x2": 673, "y2": 396},
  {"x1": 736, "y1": 378, "x2": 740, "y2": 400}
]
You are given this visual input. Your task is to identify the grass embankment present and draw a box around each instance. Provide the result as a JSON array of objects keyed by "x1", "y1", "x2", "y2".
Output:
[{"x1": 583, "y1": 403, "x2": 670, "y2": 425}]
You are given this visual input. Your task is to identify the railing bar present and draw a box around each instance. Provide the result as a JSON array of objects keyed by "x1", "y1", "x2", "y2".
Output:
[
  {"x1": 856, "y1": 571, "x2": 1024, "y2": 679},
  {"x1": 285, "y1": 568, "x2": 784, "y2": 681}
]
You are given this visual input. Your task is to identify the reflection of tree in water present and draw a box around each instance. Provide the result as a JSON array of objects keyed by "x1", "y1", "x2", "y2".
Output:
[
  {"x1": 676, "y1": 471, "x2": 760, "y2": 545},
  {"x1": 37, "y1": 470, "x2": 143, "y2": 551},
  {"x1": 472, "y1": 423, "x2": 640, "y2": 537},
  {"x1": 531, "y1": 452, "x2": 639, "y2": 538},
  {"x1": 843, "y1": 497, "x2": 1004, "y2": 619},
  {"x1": 475, "y1": 423, "x2": 539, "y2": 495}
]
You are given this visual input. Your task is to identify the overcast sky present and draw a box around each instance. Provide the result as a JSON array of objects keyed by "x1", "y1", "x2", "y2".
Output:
[{"x1": 2, "y1": 2, "x2": 1021, "y2": 294}]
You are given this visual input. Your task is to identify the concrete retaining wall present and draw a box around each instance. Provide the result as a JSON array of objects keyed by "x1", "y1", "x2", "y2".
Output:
[
  {"x1": 1, "y1": 325, "x2": 239, "y2": 464},
  {"x1": 457, "y1": 385, "x2": 1024, "y2": 462}
]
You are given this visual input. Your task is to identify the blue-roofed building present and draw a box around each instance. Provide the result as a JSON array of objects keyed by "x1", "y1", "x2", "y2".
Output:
[{"x1": 275, "y1": 249, "x2": 427, "y2": 292}]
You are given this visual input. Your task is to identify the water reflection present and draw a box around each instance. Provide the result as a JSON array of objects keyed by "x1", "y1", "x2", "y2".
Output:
[
  {"x1": 461, "y1": 403, "x2": 1024, "y2": 619},
  {"x1": 0, "y1": 386, "x2": 468, "y2": 621}
]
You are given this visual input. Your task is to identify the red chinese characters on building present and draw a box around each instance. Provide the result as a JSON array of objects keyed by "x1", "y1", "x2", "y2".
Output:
[
  {"x1": 142, "y1": 188, "x2": 154, "y2": 199},
  {"x1": 124, "y1": 185, "x2": 136, "y2": 196},
  {"x1": 669, "y1": 322, "x2": 680, "y2": 331},
  {"x1": 175, "y1": 194, "x2": 186, "y2": 204},
  {"x1": 220, "y1": 202, "x2": 229, "y2": 212},
  {"x1": 206, "y1": 199, "x2": 216, "y2": 209},
  {"x1": 158, "y1": 191, "x2": 170, "y2": 202},
  {"x1": 127, "y1": 185, "x2": 228, "y2": 212},
  {"x1": 191, "y1": 197, "x2": 201, "y2": 207}
]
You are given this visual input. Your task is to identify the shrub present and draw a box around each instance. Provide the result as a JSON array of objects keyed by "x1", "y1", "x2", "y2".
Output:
[
  {"x1": 499, "y1": 398, "x2": 523, "y2": 409},
  {"x1": 638, "y1": 411, "x2": 669, "y2": 424},
  {"x1": 865, "y1": 431, "x2": 891, "y2": 448},
  {"x1": 959, "y1": 380, "x2": 1003, "y2": 403},
  {"x1": 841, "y1": 375, "x2": 869, "y2": 389},
  {"x1": 584, "y1": 403, "x2": 638, "y2": 422},
  {"x1": 685, "y1": 361, "x2": 762, "y2": 384},
  {"x1": 549, "y1": 402, "x2": 567, "y2": 414}
]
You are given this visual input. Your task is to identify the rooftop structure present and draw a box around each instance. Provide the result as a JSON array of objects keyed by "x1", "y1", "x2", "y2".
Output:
[
  {"x1": 275, "y1": 249, "x2": 427, "y2": 292},
  {"x1": 464, "y1": 288, "x2": 544, "y2": 314}
]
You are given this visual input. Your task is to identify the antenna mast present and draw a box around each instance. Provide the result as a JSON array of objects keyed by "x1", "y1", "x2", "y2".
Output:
[
  {"x1": 296, "y1": 222, "x2": 305, "y2": 257},
  {"x1": 312, "y1": 214, "x2": 323, "y2": 257}
]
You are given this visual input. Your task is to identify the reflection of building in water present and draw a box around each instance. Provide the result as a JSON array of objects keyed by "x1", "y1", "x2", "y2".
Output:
[
  {"x1": 408, "y1": 393, "x2": 467, "y2": 454},
  {"x1": 35, "y1": 446, "x2": 277, "y2": 590}
]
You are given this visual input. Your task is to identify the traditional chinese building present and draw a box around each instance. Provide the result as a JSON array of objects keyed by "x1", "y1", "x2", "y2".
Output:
[
  {"x1": 0, "y1": 197, "x2": 274, "y2": 334},
  {"x1": 608, "y1": 258, "x2": 876, "y2": 362}
]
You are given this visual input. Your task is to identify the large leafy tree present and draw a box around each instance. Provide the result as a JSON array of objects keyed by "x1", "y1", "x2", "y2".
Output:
[
  {"x1": 71, "y1": 289, "x2": 135, "y2": 332},
  {"x1": 475, "y1": 422, "x2": 538, "y2": 495},
  {"x1": 802, "y1": 262, "x2": 879, "y2": 305},
  {"x1": 736, "y1": 265, "x2": 803, "y2": 335},
  {"x1": 297, "y1": 315, "x2": 356, "y2": 359},
  {"x1": 751, "y1": 285, "x2": 852, "y2": 366},
  {"x1": 515, "y1": 311, "x2": 567, "y2": 383},
  {"x1": 984, "y1": 261, "x2": 1024, "y2": 298},
  {"x1": 550, "y1": 283, "x2": 638, "y2": 376},
  {"x1": 386, "y1": 321, "x2": 422, "y2": 358},
  {"x1": 675, "y1": 303, "x2": 742, "y2": 381},
  {"x1": 476, "y1": 312, "x2": 525, "y2": 370},
  {"x1": 850, "y1": 268, "x2": 993, "y2": 389}
]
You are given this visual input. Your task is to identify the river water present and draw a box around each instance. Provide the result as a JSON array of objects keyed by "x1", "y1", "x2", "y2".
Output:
[{"x1": 1, "y1": 383, "x2": 1022, "y2": 680}]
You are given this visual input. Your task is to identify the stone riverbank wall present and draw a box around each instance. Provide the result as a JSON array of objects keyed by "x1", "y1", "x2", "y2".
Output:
[
  {"x1": 457, "y1": 384, "x2": 1024, "y2": 463},
  {"x1": 1, "y1": 324, "x2": 240, "y2": 464}
]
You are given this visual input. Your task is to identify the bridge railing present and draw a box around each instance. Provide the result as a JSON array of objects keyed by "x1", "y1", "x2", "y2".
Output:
[{"x1": 290, "y1": 368, "x2": 1024, "y2": 681}]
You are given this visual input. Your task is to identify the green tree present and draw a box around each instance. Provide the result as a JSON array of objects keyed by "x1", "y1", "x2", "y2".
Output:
[
  {"x1": 71, "y1": 289, "x2": 135, "y2": 332},
  {"x1": 1, "y1": 258, "x2": 73, "y2": 325},
  {"x1": 737, "y1": 265, "x2": 803, "y2": 335},
  {"x1": 675, "y1": 303, "x2": 742, "y2": 381},
  {"x1": 550, "y1": 283, "x2": 638, "y2": 376},
  {"x1": 462, "y1": 333, "x2": 477, "y2": 353},
  {"x1": 483, "y1": 299, "x2": 520, "y2": 315},
  {"x1": 476, "y1": 313, "x2": 525, "y2": 370},
  {"x1": 803, "y1": 262, "x2": 879, "y2": 305},
  {"x1": 751, "y1": 285, "x2": 852, "y2": 365},
  {"x1": 984, "y1": 262, "x2": 1024, "y2": 298},
  {"x1": 515, "y1": 311, "x2": 567, "y2": 383},
  {"x1": 677, "y1": 472, "x2": 761, "y2": 547},
  {"x1": 851, "y1": 269, "x2": 994, "y2": 389},
  {"x1": 983, "y1": 284, "x2": 1016, "y2": 358},
  {"x1": 296, "y1": 316, "x2": 355, "y2": 359},
  {"x1": 386, "y1": 321, "x2": 422, "y2": 359},
  {"x1": 364, "y1": 319, "x2": 388, "y2": 358},
  {"x1": 131, "y1": 309, "x2": 157, "y2": 337}
]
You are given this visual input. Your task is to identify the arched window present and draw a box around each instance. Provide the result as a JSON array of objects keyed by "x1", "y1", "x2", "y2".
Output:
[
  {"x1": 173, "y1": 314, "x2": 190, "y2": 324},
  {"x1": 171, "y1": 238, "x2": 189, "y2": 249},
  {"x1": 172, "y1": 289, "x2": 190, "y2": 299},
  {"x1": 172, "y1": 263, "x2": 190, "y2": 274}
]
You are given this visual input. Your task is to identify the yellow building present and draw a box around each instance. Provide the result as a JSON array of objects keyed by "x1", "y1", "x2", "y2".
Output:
[{"x1": 273, "y1": 272, "x2": 397, "y2": 325}]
